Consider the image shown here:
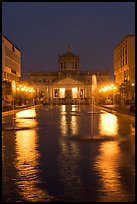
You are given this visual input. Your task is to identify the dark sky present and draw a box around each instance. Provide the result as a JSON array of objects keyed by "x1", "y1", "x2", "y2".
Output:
[{"x1": 2, "y1": 2, "x2": 135, "y2": 80}]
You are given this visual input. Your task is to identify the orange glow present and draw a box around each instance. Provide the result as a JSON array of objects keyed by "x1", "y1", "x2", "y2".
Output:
[
  {"x1": 15, "y1": 130, "x2": 54, "y2": 201},
  {"x1": 72, "y1": 87, "x2": 78, "y2": 98},
  {"x1": 94, "y1": 141, "x2": 122, "y2": 201},
  {"x1": 15, "y1": 109, "x2": 37, "y2": 128},
  {"x1": 60, "y1": 88, "x2": 65, "y2": 98},
  {"x1": 99, "y1": 113, "x2": 118, "y2": 136},
  {"x1": 71, "y1": 115, "x2": 78, "y2": 135},
  {"x1": 60, "y1": 115, "x2": 67, "y2": 136}
]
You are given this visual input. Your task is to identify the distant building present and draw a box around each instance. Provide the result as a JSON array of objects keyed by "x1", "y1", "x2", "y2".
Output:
[
  {"x1": 113, "y1": 35, "x2": 135, "y2": 85},
  {"x1": 58, "y1": 44, "x2": 80, "y2": 72},
  {"x1": 28, "y1": 45, "x2": 111, "y2": 104},
  {"x1": 2, "y1": 34, "x2": 21, "y2": 102}
]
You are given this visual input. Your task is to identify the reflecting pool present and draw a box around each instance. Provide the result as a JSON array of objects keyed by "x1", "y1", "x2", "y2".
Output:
[{"x1": 2, "y1": 105, "x2": 135, "y2": 202}]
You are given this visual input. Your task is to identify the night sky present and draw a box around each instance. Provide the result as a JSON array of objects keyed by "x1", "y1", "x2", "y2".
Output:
[{"x1": 2, "y1": 2, "x2": 135, "y2": 80}]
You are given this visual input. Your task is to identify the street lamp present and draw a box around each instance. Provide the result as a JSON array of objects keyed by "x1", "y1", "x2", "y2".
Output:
[
  {"x1": 99, "y1": 84, "x2": 117, "y2": 105},
  {"x1": 16, "y1": 84, "x2": 35, "y2": 106}
]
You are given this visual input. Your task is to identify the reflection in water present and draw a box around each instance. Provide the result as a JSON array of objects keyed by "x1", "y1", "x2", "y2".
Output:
[
  {"x1": 58, "y1": 140, "x2": 82, "y2": 200},
  {"x1": 61, "y1": 105, "x2": 66, "y2": 112},
  {"x1": 60, "y1": 105, "x2": 79, "y2": 137},
  {"x1": 3, "y1": 105, "x2": 135, "y2": 202},
  {"x1": 15, "y1": 130, "x2": 54, "y2": 202},
  {"x1": 71, "y1": 105, "x2": 77, "y2": 112},
  {"x1": 60, "y1": 115, "x2": 67, "y2": 136},
  {"x1": 99, "y1": 113, "x2": 118, "y2": 136},
  {"x1": 15, "y1": 109, "x2": 37, "y2": 128},
  {"x1": 71, "y1": 116, "x2": 78, "y2": 135},
  {"x1": 94, "y1": 141, "x2": 125, "y2": 202},
  {"x1": 16, "y1": 108, "x2": 36, "y2": 118}
]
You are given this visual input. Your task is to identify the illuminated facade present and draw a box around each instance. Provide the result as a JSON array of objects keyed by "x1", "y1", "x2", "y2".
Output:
[
  {"x1": 113, "y1": 35, "x2": 135, "y2": 85},
  {"x1": 2, "y1": 34, "x2": 21, "y2": 102},
  {"x1": 28, "y1": 46, "x2": 111, "y2": 104},
  {"x1": 2, "y1": 34, "x2": 21, "y2": 83}
]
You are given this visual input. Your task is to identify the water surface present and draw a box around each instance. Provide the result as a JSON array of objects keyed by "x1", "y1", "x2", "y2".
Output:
[{"x1": 2, "y1": 105, "x2": 135, "y2": 202}]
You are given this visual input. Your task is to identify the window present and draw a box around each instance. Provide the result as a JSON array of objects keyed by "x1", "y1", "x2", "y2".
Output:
[
  {"x1": 123, "y1": 59, "x2": 124, "y2": 66},
  {"x1": 124, "y1": 70, "x2": 126, "y2": 81},
  {"x1": 75, "y1": 62, "x2": 77, "y2": 69},
  {"x1": 54, "y1": 89, "x2": 59, "y2": 97},
  {"x1": 4, "y1": 72, "x2": 6, "y2": 79},
  {"x1": 12, "y1": 45, "x2": 15, "y2": 52},
  {"x1": 61, "y1": 62, "x2": 63, "y2": 70},
  {"x1": 125, "y1": 56, "x2": 127, "y2": 65},
  {"x1": 80, "y1": 89, "x2": 84, "y2": 98}
]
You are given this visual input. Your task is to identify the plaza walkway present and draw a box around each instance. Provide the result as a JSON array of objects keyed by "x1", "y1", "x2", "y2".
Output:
[{"x1": 100, "y1": 104, "x2": 135, "y2": 116}]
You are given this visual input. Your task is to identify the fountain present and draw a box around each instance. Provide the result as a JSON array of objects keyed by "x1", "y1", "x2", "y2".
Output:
[
  {"x1": 68, "y1": 74, "x2": 116, "y2": 142},
  {"x1": 90, "y1": 75, "x2": 97, "y2": 139},
  {"x1": 89, "y1": 75, "x2": 117, "y2": 141}
]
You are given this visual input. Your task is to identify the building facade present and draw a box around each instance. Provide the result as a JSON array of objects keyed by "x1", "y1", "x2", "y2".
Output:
[
  {"x1": 28, "y1": 46, "x2": 111, "y2": 104},
  {"x1": 2, "y1": 34, "x2": 21, "y2": 103},
  {"x1": 113, "y1": 35, "x2": 135, "y2": 85}
]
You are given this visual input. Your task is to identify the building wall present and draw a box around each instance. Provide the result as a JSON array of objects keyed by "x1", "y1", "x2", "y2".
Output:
[
  {"x1": 2, "y1": 35, "x2": 21, "y2": 102},
  {"x1": 113, "y1": 35, "x2": 135, "y2": 85},
  {"x1": 2, "y1": 34, "x2": 21, "y2": 83}
]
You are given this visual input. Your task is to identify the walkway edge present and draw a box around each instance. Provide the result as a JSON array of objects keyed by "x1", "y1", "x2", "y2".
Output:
[
  {"x1": 2, "y1": 104, "x2": 42, "y2": 116},
  {"x1": 97, "y1": 105, "x2": 135, "y2": 122}
]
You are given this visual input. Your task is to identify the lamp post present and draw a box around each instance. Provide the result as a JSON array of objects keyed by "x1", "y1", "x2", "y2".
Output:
[
  {"x1": 99, "y1": 84, "x2": 117, "y2": 105},
  {"x1": 11, "y1": 80, "x2": 16, "y2": 129},
  {"x1": 131, "y1": 83, "x2": 135, "y2": 101},
  {"x1": 16, "y1": 84, "x2": 35, "y2": 107}
]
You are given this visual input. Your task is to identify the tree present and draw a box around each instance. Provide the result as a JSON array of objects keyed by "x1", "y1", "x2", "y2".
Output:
[{"x1": 119, "y1": 80, "x2": 134, "y2": 102}]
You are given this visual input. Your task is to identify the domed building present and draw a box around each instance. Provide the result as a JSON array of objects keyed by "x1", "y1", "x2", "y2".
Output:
[
  {"x1": 28, "y1": 45, "x2": 110, "y2": 104},
  {"x1": 58, "y1": 44, "x2": 80, "y2": 72}
]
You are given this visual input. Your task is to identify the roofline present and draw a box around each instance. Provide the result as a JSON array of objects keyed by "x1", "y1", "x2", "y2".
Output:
[
  {"x1": 113, "y1": 34, "x2": 135, "y2": 51},
  {"x1": 2, "y1": 33, "x2": 21, "y2": 52}
]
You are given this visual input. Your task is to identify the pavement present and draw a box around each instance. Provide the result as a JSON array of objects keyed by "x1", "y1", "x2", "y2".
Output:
[{"x1": 98, "y1": 104, "x2": 135, "y2": 125}]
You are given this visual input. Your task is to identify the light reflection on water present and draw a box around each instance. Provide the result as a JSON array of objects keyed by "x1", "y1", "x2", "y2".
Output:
[
  {"x1": 94, "y1": 141, "x2": 122, "y2": 201},
  {"x1": 2, "y1": 105, "x2": 135, "y2": 202},
  {"x1": 15, "y1": 129, "x2": 55, "y2": 202},
  {"x1": 99, "y1": 112, "x2": 118, "y2": 136},
  {"x1": 58, "y1": 139, "x2": 82, "y2": 200},
  {"x1": 16, "y1": 108, "x2": 36, "y2": 118},
  {"x1": 15, "y1": 109, "x2": 37, "y2": 128},
  {"x1": 71, "y1": 115, "x2": 78, "y2": 135},
  {"x1": 60, "y1": 115, "x2": 67, "y2": 136},
  {"x1": 60, "y1": 105, "x2": 78, "y2": 136}
]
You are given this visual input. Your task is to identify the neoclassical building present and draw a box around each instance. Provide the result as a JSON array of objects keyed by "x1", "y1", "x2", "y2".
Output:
[{"x1": 28, "y1": 46, "x2": 111, "y2": 104}]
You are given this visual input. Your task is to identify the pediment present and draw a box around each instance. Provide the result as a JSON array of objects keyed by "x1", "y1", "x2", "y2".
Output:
[{"x1": 53, "y1": 77, "x2": 84, "y2": 86}]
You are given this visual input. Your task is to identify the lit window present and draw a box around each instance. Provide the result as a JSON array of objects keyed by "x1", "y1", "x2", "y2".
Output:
[
  {"x1": 72, "y1": 87, "x2": 78, "y2": 98},
  {"x1": 80, "y1": 89, "x2": 84, "y2": 98},
  {"x1": 60, "y1": 88, "x2": 65, "y2": 98}
]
